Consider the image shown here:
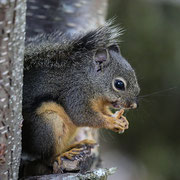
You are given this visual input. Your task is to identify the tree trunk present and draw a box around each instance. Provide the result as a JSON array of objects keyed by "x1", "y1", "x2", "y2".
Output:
[
  {"x1": 26, "y1": 0, "x2": 108, "y2": 37},
  {"x1": 0, "y1": 0, "x2": 26, "y2": 180}
]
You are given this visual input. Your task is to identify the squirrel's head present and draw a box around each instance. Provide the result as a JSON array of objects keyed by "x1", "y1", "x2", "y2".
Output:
[
  {"x1": 89, "y1": 43, "x2": 140, "y2": 111},
  {"x1": 72, "y1": 21, "x2": 140, "y2": 111}
]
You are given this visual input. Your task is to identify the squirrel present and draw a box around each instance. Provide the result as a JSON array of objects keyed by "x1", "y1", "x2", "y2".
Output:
[{"x1": 21, "y1": 22, "x2": 140, "y2": 176}]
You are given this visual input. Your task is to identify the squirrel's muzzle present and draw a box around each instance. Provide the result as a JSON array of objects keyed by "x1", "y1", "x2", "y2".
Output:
[{"x1": 112, "y1": 97, "x2": 139, "y2": 110}]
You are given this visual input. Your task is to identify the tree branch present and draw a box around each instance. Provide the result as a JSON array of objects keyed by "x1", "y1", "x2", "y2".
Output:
[{"x1": 22, "y1": 168, "x2": 116, "y2": 180}]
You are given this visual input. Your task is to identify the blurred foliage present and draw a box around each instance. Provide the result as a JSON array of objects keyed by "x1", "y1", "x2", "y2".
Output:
[{"x1": 103, "y1": 0, "x2": 180, "y2": 180}]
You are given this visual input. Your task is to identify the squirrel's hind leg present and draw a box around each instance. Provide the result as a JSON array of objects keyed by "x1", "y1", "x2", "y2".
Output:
[
  {"x1": 35, "y1": 102, "x2": 97, "y2": 173},
  {"x1": 35, "y1": 102, "x2": 79, "y2": 158}
]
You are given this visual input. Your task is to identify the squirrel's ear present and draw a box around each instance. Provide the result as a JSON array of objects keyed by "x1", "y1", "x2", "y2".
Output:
[
  {"x1": 108, "y1": 44, "x2": 120, "y2": 53},
  {"x1": 93, "y1": 49, "x2": 110, "y2": 72},
  {"x1": 94, "y1": 49, "x2": 109, "y2": 63}
]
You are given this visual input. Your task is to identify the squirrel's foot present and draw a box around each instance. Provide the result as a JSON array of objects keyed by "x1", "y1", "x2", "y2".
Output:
[
  {"x1": 66, "y1": 139, "x2": 97, "y2": 151},
  {"x1": 53, "y1": 139, "x2": 97, "y2": 173},
  {"x1": 61, "y1": 139, "x2": 96, "y2": 161},
  {"x1": 104, "y1": 109, "x2": 129, "y2": 133}
]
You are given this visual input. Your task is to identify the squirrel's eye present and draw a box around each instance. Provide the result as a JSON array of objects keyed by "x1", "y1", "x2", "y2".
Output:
[{"x1": 112, "y1": 78, "x2": 126, "y2": 91}]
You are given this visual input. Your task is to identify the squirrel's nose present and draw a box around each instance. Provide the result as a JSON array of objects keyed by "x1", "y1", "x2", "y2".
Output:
[
  {"x1": 129, "y1": 99, "x2": 139, "y2": 109},
  {"x1": 130, "y1": 102, "x2": 138, "y2": 109}
]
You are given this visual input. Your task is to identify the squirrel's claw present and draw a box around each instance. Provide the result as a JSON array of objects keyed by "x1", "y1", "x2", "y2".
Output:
[
  {"x1": 113, "y1": 116, "x2": 129, "y2": 133},
  {"x1": 104, "y1": 109, "x2": 129, "y2": 133},
  {"x1": 61, "y1": 147, "x2": 90, "y2": 161}
]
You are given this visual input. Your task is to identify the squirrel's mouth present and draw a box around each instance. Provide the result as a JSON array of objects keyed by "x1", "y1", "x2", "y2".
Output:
[
  {"x1": 110, "y1": 100, "x2": 138, "y2": 110},
  {"x1": 110, "y1": 101, "x2": 127, "y2": 111},
  {"x1": 108, "y1": 101, "x2": 127, "y2": 117},
  {"x1": 111, "y1": 101, "x2": 122, "y2": 110}
]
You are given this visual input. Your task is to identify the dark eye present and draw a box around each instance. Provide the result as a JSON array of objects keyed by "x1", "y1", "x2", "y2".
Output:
[{"x1": 112, "y1": 78, "x2": 126, "y2": 91}]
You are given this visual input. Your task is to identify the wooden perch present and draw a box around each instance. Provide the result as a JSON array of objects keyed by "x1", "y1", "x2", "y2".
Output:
[{"x1": 22, "y1": 168, "x2": 116, "y2": 180}]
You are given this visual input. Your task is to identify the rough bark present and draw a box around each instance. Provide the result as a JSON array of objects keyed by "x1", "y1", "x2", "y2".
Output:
[{"x1": 0, "y1": 0, "x2": 26, "y2": 180}]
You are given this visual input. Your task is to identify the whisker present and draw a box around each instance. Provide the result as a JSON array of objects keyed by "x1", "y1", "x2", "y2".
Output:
[{"x1": 139, "y1": 87, "x2": 177, "y2": 98}]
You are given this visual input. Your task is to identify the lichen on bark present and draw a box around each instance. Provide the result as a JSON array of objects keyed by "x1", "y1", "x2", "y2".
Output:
[{"x1": 0, "y1": 0, "x2": 26, "y2": 179}]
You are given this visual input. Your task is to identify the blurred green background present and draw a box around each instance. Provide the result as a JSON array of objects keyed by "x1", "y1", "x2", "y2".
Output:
[{"x1": 101, "y1": 0, "x2": 180, "y2": 180}]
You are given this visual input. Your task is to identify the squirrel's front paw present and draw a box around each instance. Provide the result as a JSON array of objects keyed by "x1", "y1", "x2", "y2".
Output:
[
  {"x1": 104, "y1": 109, "x2": 129, "y2": 133},
  {"x1": 53, "y1": 139, "x2": 97, "y2": 173}
]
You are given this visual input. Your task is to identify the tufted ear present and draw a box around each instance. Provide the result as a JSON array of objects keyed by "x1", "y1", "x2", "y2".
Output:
[{"x1": 93, "y1": 48, "x2": 110, "y2": 72}]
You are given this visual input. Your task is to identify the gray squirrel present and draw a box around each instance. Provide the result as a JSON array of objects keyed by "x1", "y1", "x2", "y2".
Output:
[{"x1": 21, "y1": 22, "x2": 140, "y2": 176}]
